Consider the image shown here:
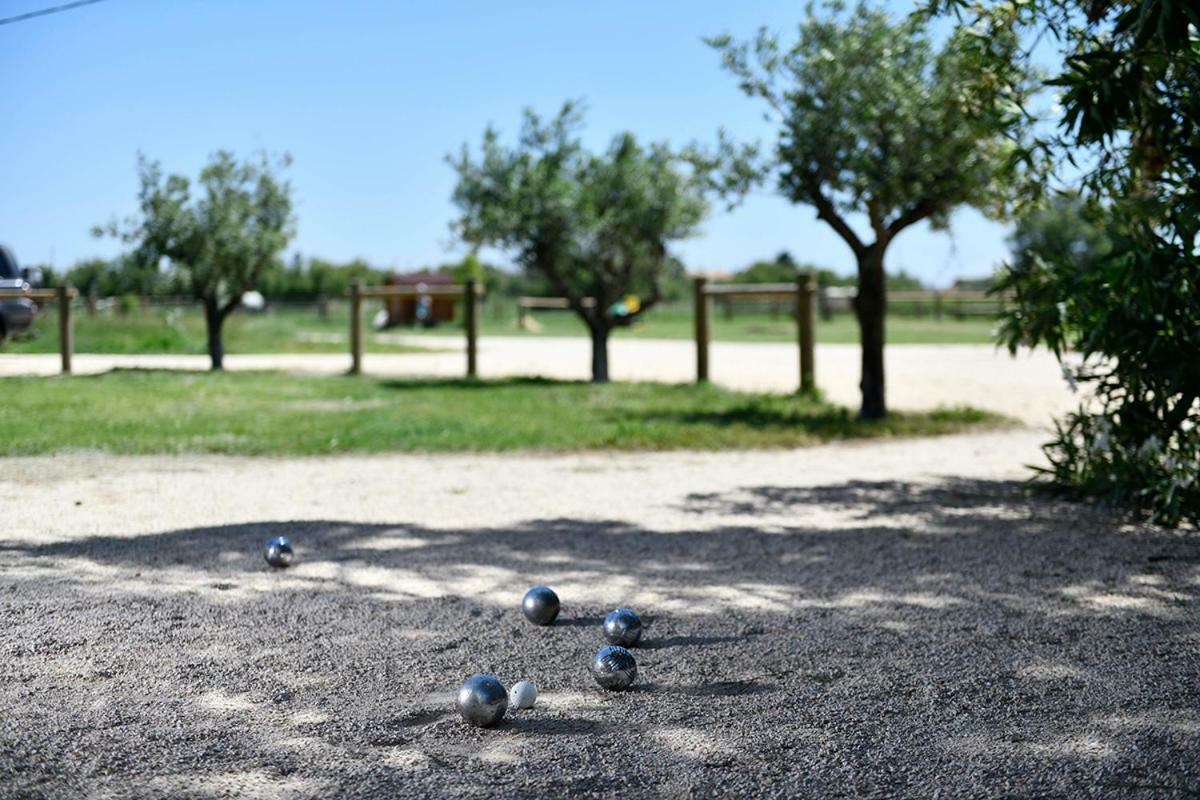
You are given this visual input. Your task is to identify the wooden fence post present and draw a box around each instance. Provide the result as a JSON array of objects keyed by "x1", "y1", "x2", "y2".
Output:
[
  {"x1": 57, "y1": 284, "x2": 73, "y2": 375},
  {"x1": 933, "y1": 291, "x2": 944, "y2": 321},
  {"x1": 797, "y1": 271, "x2": 816, "y2": 394},
  {"x1": 465, "y1": 279, "x2": 478, "y2": 378},
  {"x1": 349, "y1": 279, "x2": 362, "y2": 375},
  {"x1": 694, "y1": 277, "x2": 710, "y2": 383}
]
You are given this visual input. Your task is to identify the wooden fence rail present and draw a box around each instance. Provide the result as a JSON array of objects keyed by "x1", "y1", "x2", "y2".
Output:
[
  {"x1": 818, "y1": 288, "x2": 1011, "y2": 320},
  {"x1": 694, "y1": 273, "x2": 816, "y2": 394},
  {"x1": 0, "y1": 285, "x2": 78, "y2": 374},
  {"x1": 346, "y1": 279, "x2": 480, "y2": 377},
  {"x1": 515, "y1": 296, "x2": 598, "y2": 328}
]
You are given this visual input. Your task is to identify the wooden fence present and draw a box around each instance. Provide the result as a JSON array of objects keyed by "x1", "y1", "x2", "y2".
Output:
[
  {"x1": 818, "y1": 288, "x2": 1009, "y2": 320},
  {"x1": 515, "y1": 295, "x2": 596, "y2": 328},
  {"x1": 694, "y1": 275, "x2": 817, "y2": 394},
  {"x1": 347, "y1": 279, "x2": 480, "y2": 377},
  {"x1": 511, "y1": 277, "x2": 818, "y2": 393},
  {"x1": 0, "y1": 285, "x2": 77, "y2": 374}
]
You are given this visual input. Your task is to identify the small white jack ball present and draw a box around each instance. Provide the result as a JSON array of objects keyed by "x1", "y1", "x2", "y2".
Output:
[{"x1": 509, "y1": 680, "x2": 537, "y2": 710}]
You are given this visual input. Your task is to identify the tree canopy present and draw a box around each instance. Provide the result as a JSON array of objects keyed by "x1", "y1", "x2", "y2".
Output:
[
  {"x1": 449, "y1": 103, "x2": 709, "y2": 381},
  {"x1": 100, "y1": 151, "x2": 294, "y2": 369}
]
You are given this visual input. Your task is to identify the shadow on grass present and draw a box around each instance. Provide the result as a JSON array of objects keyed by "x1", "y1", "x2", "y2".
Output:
[
  {"x1": 374, "y1": 375, "x2": 574, "y2": 392},
  {"x1": 631, "y1": 403, "x2": 1000, "y2": 437},
  {"x1": 636, "y1": 403, "x2": 855, "y2": 432}
]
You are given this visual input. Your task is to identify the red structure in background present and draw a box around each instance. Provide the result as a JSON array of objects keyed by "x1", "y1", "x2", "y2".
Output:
[{"x1": 383, "y1": 272, "x2": 457, "y2": 327}]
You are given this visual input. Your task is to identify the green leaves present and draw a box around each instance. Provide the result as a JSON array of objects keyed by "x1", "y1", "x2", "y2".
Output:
[
  {"x1": 945, "y1": 0, "x2": 1200, "y2": 525},
  {"x1": 709, "y1": 1, "x2": 1039, "y2": 246},
  {"x1": 449, "y1": 104, "x2": 709, "y2": 325},
  {"x1": 103, "y1": 151, "x2": 295, "y2": 311},
  {"x1": 98, "y1": 151, "x2": 296, "y2": 368}
]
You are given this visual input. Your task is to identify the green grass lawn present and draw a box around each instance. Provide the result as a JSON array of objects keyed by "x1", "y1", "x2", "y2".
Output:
[
  {"x1": 0, "y1": 300, "x2": 997, "y2": 356},
  {"x1": 0, "y1": 304, "x2": 431, "y2": 356},
  {"x1": 482, "y1": 305, "x2": 999, "y2": 344},
  {"x1": 1, "y1": 371, "x2": 1009, "y2": 455}
]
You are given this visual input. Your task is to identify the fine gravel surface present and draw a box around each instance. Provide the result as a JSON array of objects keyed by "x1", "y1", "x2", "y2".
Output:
[{"x1": 1, "y1": 432, "x2": 1197, "y2": 798}]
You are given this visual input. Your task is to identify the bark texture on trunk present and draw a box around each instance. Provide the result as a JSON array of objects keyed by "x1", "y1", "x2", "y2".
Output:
[
  {"x1": 204, "y1": 300, "x2": 225, "y2": 371},
  {"x1": 590, "y1": 325, "x2": 610, "y2": 383},
  {"x1": 855, "y1": 247, "x2": 887, "y2": 420}
]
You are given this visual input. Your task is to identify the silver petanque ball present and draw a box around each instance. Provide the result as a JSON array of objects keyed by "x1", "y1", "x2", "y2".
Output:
[
  {"x1": 603, "y1": 607, "x2": 643, "y2": 647},
  {"x1": 522, "y1": 585, "x2": 560, "y2": 625},
  {"x1": 264, "y1": 536, "x2": 294, "y2": 568},
  {"x1": 457, "y1": 674, "x2": 508, "y2": 727},
  {"x1": 592, "y1": 645, "x2": 637, "y2": 691}
]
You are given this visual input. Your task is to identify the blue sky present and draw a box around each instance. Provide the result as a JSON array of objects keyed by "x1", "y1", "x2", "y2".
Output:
[{"x1": 3, "y1": 0, "x2": 1022, "y2": 287}]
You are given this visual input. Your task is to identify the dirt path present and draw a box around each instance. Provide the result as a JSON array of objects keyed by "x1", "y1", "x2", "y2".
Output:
[
  {"x1": 0, "y1": 338, "x2": 1077, "y2": 425},
  {"x1": 1, "y1": 433, "x2": 1197, "y2": 798}
]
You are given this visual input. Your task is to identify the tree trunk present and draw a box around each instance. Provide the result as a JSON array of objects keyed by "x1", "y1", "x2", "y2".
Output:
[
  {"x1": 855, "y1": 247, "x2": 887, "y2": 420},
  {"x1": 204, "y1": 299, "x2": 225, "y2": 371},
  {"x1": 590, "y1": 324, "x2": 610, "y2": 383}
]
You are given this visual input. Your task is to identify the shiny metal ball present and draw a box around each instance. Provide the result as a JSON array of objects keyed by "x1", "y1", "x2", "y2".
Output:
[
  {"x1": 264, "y1": 536, "x2": 294, "y2": 568},
  {"x1": 592, "y1": 645, "x2": 637, "y2": 691},
  {"x1": 522, "y1": 585, "x2": 560, "y2": 625},
  {"x1": 457, "y1": 674, "x2": 508, "y2": 727},
  {"x1": 603, "y1": 607, "x2": 643, "y2": 647}
]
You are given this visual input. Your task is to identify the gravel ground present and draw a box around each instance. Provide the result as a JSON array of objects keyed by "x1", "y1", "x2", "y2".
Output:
[
  {"x1": 1, "y1": 431, "x2": 1197, "y2": 799},
  {"x1": 0, "y1": 338, "x2": 1079, "y2": 424}
]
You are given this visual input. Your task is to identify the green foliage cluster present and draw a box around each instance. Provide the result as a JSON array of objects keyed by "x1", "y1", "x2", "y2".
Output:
[
  {"x1": 450, "y1": 103, "x2": 710, "y2": 381},
  {"x1": 259, "y1": 255, "x2": 386, "y2": 301},
  {"x1": 948, "y1": 0, "x2": 1200, "y2": 525},
  {"x1": 730, "y1": 251, "x2": 925, "y2": 291}
]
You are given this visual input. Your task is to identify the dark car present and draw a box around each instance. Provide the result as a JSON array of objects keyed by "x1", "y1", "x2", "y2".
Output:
[{"x1": 0, "y1": 245, "x2": 38, "y2": 342}]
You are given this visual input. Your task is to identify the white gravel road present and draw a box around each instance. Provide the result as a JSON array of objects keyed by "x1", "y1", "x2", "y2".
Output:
[
  {"x1": 1, "y1": 429, "x2": 1046, "y2": 543},
  {"x1": 2, "y1": 431, "x2": 1199, "y2": 798}
]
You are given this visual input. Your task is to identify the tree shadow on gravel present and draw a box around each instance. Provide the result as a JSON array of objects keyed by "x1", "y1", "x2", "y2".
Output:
[
  {"x1": 1, "y1": 478, "x2": 1198, "y2": 799},
  {"x1": 680, "y1": 477, "x2": 1042, "y2": 521}
]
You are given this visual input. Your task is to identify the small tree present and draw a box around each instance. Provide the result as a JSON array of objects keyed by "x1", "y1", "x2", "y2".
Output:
[
  {"x1": 449, "y1": 104, "x2": 709, "y2": 382},
  {"x1": 100, "y1": 151, "x2": 294, "y2": 370},
  {"x1": 707, "y1": 1, "x2": 1037, "y2": 418}
]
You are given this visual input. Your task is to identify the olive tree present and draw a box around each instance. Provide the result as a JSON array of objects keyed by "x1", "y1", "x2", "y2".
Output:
[
  {"x1": 449, "y1": 103, "x2": 709, "y2": 382},
  {"x1": 707, "y1": 1, "x2": 1037, "y2": 418},
  {"x1": 100, "y1": 151, "x2": 294, "y2": 370}
]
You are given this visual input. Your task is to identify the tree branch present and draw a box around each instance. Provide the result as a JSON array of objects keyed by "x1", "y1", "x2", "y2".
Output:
[
  {"x1": 638, "y1": 274, "x2": 665, "y2": 315},
  {"x1": 219, "y1": 294, "x2": 242, "y2": 319},
  {"x1": 634, "y1": 242, "x2": 668, "y2": 315},
  {"x1": 886, "y1": 198, "x2": 939, "y2": 236},
  {"x1": 867, "y1": 198, "x2": 887, "y2": 239},
  {"x1": 535, "y1": 248, "x2": 599, "y2": 328},
  {"x1": 804, "y1": 175, "x2": 867, "y2": 256}
]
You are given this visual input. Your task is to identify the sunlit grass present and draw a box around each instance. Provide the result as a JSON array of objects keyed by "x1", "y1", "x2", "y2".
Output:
[{"x1": 1, "y1": 370, "x2": 1011, "y2": 455}]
